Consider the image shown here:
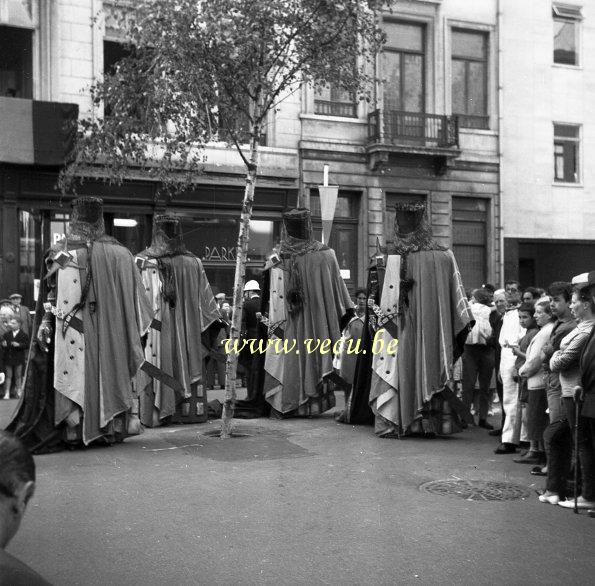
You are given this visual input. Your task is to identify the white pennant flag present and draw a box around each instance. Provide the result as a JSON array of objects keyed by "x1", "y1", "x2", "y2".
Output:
[{"x1": 318, "y1": 185, "x2": 339, "y2": 245}]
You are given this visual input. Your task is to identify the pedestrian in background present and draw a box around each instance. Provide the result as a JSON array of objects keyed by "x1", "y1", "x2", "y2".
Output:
[
  {"x1": 495, "y1": 280, "x2": 526, "y2": 454},
  {"x1": 517, "y1": 299, "x2": 555, "y2": 464},
  {"x1": 462, "y1": 288, "x2": 495, "y2": 429},
  {"x1": 540, "y1": 284, "x2": 595, "y2": 505},
  {"x1": 8, "y1": 294, "x2": 31, "y2": 338},
  {"x1": 522, "y1": 287, "x2": 541, "y2": 305},
  {"x1": 488, "y1": 288, "x2": 507, "y2": 436},
  {"x1": 1, "y1": 316, "x2": 29, "y2": 400}
]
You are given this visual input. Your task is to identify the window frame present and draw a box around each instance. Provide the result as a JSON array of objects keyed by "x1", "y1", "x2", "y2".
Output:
[
  {"x1": 382, "y1": 20, "x2": 426, "y2": 114},
  {"x1": 450, "y1": 28, "x2": 489, "y2": 130},
  {"x1": 552, "y1": 4, "x2": 582, "y2": 67},
  {"x1": 553, "y1": 122, "x2": 581, "y2": 184},
  {"x1": 313, "y1": 84, "x2": 358, "y2": 118}
]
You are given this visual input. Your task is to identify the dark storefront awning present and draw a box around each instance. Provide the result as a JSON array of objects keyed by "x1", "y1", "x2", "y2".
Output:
[{"x1": 0, "y1": 97, "x2": 78, "y2": 166}]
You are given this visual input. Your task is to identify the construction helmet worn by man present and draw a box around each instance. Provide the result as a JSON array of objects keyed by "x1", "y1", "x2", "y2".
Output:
[{"x1": 244, "y1": 280, "x2": 261, "y2": 292}]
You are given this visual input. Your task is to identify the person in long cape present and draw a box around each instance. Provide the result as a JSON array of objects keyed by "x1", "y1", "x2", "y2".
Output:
[
  {"x1": 339, "y1": 201, "x2": 474, "y2": 437},
  {"x1": 263, "y1": 209, "x2": 355, "y2": 418},
  {"x1": 134, "y1": 215, "x2": 222, "y2": 426},
  {"x1": 7, "y1": 197, "x2": 154, "y2": 453}
]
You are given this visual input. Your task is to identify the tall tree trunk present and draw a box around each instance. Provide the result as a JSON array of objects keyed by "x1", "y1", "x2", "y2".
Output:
[{"x1": 220, "y1": 125, "x2": 260, "y2": 438}]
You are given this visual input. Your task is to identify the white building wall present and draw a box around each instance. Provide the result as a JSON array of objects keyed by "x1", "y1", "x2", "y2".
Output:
[
  {"x1": 501, "y1": 0, "x2": 595, "y2": 239},
  {"x1": 56, "y1": 0, "x2": 96, "y2": 117}
]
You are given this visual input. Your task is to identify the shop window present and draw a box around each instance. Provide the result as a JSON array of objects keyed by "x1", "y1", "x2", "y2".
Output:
[
  {"x1": 451, "y1": 29, "x2": 489, "y2": 129},
  {"x1": 175, "y1": 216, "x2": 278, "y2": 296},
  {"x1": 553, "y1": 4, "x2": 582, "y2": 66},
  {"x1": 554, "y1": 123, "x2": 580, "y2": 183},
  {"x1": 105, "y1": 213, "x2": 152, "y2": 255},
  {"x1": 0, "y1": 25, "x2": 33, "y2": 98}
]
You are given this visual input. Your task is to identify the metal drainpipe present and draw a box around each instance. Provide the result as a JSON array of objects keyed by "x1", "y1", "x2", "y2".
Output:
[{"x1": 497, "y1": 0, "x2": 505, "y2": 286}]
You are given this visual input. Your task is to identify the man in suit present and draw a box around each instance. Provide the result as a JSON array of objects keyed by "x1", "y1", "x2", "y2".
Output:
[{"x1": 1, "y1": 317, "x2": 29, "y2": 400}]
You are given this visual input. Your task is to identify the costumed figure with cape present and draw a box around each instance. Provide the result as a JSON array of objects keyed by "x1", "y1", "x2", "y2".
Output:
[
  {"x1": 7, "y1": 197, "x2": 154, "y2": 453},
  {"x1": 263, "y1": 208, "x2": 355, "y2": 418},
  {"x1": 338, "y1": 201, "x2": 474, "y2": 436},
  {"x1": 134, "y1": 215, "x2": 222, "y2": 426}
]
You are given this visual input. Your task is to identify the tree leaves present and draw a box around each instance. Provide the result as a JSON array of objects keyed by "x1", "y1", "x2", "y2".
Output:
[{"x1": 61, "y1": 0, "x2": 391, "y2": 200}]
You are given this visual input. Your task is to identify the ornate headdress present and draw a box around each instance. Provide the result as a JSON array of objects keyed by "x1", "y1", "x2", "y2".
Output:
[
  {"x1": 145, "y1": 215, "x2": 188, "y2": 257},
  {"x1": 277, "y1": 208, "x2": 325, "y2": 315},
  {"x1": 392, "y1": 201, "x2": 444, "y2": 255},
  {"x1": 67, "y1": 196, "x2": 105, "y2": 241}
]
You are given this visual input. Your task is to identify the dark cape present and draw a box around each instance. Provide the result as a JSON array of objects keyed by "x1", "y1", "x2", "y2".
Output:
[
  {"x1": 339, "y1": 224, "x2": 473, "y2": 436},
  {"x1": 263, "y1": 239, "x2": 355, "y2": 418},
  {"x1": 134, "y1": 249, "x2": 221, "y2": 426},
  {"x1": 7, "y1": 236, "x2": 153, "y2": 453}
]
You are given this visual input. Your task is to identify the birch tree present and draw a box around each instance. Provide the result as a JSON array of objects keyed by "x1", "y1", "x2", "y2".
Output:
[{"x1": 60, "y1": 0, "x2": 390, "y2": 437}]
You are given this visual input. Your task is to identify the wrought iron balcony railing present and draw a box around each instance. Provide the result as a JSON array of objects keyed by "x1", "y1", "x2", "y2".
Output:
[{"x1": 367, "y1": 109, "x2": 459, "y2": 149}]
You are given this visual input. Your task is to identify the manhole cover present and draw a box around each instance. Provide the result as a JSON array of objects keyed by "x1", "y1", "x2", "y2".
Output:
[
  {"x1": 200, "y1": 429, "x2": 253, "y2": 438},
  {"x1": 420, "y1": 479, "x2": 530, "y2": 501}
]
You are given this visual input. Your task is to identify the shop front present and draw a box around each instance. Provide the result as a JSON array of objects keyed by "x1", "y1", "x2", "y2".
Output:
[{"x1": 1, "y1": 165, "x2": 298, "y2": 307}]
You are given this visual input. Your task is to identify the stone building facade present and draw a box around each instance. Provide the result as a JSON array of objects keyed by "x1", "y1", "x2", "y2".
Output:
[{"x1": 1, "y1": 0, "x2": 502, "y2": 306}]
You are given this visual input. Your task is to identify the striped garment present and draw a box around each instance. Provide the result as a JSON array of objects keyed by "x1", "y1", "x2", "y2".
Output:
[{"x1": 550, "y1": 319, "x2": 595, "y2": 397}]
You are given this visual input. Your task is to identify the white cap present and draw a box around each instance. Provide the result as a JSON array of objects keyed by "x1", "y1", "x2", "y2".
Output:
[
  {"x1": 572, "y1": 273, "x2": 589, "y2": 286},
  {"x1": 244, "y1": 280, "x2": 260, "y2": 292}
]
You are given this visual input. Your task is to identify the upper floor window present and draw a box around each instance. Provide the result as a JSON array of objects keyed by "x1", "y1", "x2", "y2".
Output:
[
  {"x1": 314, "y1": 85, "x2": 357, "y2": 118},
  {"x1": 451, "y1": 29, "x2": 488, "y2": 130},
  {"x1": 0, "y1": 25, "x2": 33, "y2": 98},
  {"x1": 382, "y1": 21, "x2": 425, "y2": 113},
  {"x1": 104, "y1": 40, "x2": 131, "y2": 76},
  {"x1": 553, "y1": 4, "x2": 582, "y2": 66},
  {"x1": 554, "y1": 123, "x2": 580, "y2": 183}
]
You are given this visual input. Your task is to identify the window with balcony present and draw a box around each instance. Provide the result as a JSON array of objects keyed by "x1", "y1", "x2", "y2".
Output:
[
  {"x1": 554, "y1": 123, "x2": 580, "y2": 183},
  {"x1": 451, "y1": 29, "x2": 488, "y2": 130},
  {"x1": 0, "y1": 25, "x2": 33, "y2": 98},
  {"x1": 383, "y1": 21, "x2": 425, "y2": 114},
  {"x1": 553, "y1": 4, "x2": 582, "y2": 65},
  {"x1": 314, "y1": 85, "x2": 357, "y2": 118}
]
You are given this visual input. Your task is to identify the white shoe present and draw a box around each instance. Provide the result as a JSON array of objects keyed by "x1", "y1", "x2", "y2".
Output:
[
  {"x1": 538, "y1": 492, "x2": 560, "y2": 505},
  {"x1": 558, "y1": 496, "x2": 595, "y2": 509}
]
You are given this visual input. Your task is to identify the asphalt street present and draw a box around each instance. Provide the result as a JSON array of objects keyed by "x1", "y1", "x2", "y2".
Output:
[{"x1": 1, "y1": 394, "x2": 593, "y2": 586}]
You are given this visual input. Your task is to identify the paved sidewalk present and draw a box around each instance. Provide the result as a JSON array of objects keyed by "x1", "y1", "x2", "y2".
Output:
[{"x1": 3, "y1": 394, "x2": 594, "y2": 586}]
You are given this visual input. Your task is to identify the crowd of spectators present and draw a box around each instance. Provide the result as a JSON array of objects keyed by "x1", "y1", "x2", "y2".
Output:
[{"x1": 461, "y1": 275, "x2": 595, "y2": 513}]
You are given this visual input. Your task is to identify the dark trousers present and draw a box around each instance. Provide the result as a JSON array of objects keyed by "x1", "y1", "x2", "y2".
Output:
[
  {"x1": 527, "y1": 387, "x2": 548, "y2": 444},
  {"x1": 550, "y1": 398, "x2": 595, "y2": 501},
  {"x1": 564, "y1": 396, "x2": 595, "y2": 501},
  {"x1": 544, "y1": 418, "x2": 572, "y2": 498},
  {"x1": 462, "y1": 345, "x2": 495, "y2": 421},
  {"x1": 496, "y1": 377, "x2": 504, "y2": 429}
]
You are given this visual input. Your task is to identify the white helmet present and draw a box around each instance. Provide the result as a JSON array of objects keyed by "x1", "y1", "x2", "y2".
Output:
[{"x1": 244, "y1": 280, "x2": 261, "y2": 292}]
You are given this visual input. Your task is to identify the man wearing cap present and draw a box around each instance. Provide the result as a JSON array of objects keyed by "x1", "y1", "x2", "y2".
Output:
[
  {"x1": 8, "y1": 295, "x2": 30, "y2": 338},
  {"x1": 232, "y1": 279, "x2": 269, "y2": 417}
]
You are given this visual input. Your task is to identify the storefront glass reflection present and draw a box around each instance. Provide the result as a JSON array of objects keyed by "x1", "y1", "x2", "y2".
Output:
[{"x1": 178, "y1": 216, "x2": 278, "y2": 296}]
